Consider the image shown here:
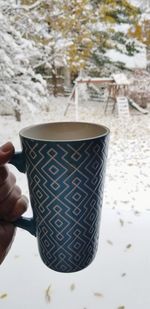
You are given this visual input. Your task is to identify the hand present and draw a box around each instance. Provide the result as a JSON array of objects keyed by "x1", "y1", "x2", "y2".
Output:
[{"x1": 0, "y1": 142, "x2": 28, "y2": 264}]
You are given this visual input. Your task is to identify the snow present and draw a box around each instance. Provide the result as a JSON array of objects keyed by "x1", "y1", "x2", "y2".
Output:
[
  {"x1": 0, "y1": 98, "x2": 150, "y2": 309},
  {"x1": 94, "y1": 22, "x2": 130, "y2": 33},
  {"x1": 106, "y1": 48, "x2": 147, "y2": 69}
]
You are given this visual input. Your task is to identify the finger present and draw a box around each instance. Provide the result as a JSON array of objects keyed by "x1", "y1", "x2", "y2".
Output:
[
  {"x1": 0, "y1": 222, "x2": 15, "y2": 264},
  {"x1": 8, "y1": 195, "x2": 28, "y2": 222},
  {"x1": 0, "y1": 185, "x2": 22, "y2": 219},
  {"x1": 0, "y1": 172, "x2": 16, "y2": 202},
  {"x1": 0, "y1": 142, "x2": 14, "y2": 165},
  {"x1": 0, "y1": 166, "x2": 9, "y2": 185}
]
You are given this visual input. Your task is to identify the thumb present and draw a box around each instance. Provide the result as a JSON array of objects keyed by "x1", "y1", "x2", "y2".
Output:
[{"x1": 0, "y1": 143, "x2": 14, "y2": 165}]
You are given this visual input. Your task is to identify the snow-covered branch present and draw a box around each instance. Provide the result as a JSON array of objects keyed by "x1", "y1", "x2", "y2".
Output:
[
  {"x1": 12, "y1": 0, "x2": 42, "y2": 11},
  {"x1": 0, "y1": 2, "x2": 50, "y2": 118}
]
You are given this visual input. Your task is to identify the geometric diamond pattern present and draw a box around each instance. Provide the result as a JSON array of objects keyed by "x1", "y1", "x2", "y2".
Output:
[{"x1": 22, "y1": 134, "x2": 109, "y2": 272}]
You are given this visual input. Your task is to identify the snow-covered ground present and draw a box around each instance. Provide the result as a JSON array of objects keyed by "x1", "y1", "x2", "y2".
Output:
[{"x1": 0, "y1": 97, "x2": 150, "y2": 309}]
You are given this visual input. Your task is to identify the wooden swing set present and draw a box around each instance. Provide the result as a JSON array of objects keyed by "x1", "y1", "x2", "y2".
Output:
[{"x1": 64, "y1": 74, "x2": 131, "y2": 120}]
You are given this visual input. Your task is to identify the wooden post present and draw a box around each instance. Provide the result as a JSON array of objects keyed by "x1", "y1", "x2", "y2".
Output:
[{"x1": 75, "y1": 83, "x2": 79, "y2": 121}]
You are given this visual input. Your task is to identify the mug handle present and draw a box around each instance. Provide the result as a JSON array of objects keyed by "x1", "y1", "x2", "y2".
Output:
[{"x1": 9, "y1": 152, "x2": 36, "y2": 236}]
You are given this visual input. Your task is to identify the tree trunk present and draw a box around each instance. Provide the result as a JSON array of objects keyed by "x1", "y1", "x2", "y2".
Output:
[
  {"x1": 146, "y1": 46, "x2": 150, "y2": 73},
  {"x1": 64, "y1": 67, "x2": 71, "y2": 89}
]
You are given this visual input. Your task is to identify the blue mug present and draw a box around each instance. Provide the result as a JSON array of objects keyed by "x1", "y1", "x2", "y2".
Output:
[{"x1": 10, "y1": 121, "x2": 109, "y2": 272}]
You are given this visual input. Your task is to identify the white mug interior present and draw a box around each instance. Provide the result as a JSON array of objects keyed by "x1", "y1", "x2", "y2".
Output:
[{"x1": 20, "y1": 122, "x2": 109, "y2": 142}]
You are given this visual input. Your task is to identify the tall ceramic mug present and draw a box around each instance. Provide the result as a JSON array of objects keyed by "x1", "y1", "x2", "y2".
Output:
[{"x1": 10, "y1": 122, "x2": 110, "y2": 273}]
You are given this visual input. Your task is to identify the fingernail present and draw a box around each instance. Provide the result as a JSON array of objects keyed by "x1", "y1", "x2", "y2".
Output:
[
  {"x1": 22, "y1": 195, "x2": 29, "y2": 204},
  {"x1": 1, "y1": 143, "x2": 14, "y2": 153},
  {"x1": 21, "y1": 196, "x2": 29, "y2": 210}
]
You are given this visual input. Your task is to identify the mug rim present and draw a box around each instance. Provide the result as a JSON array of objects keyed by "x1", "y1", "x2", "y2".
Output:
[{"x1": 19, "y1": 121, "x2": 110, "y2": 142}]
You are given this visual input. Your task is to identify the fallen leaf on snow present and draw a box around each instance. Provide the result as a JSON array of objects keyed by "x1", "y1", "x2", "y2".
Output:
[
  {"x1": 134, "y1": 211, "x2": 140, "y2": 215},
  {"x1": 0, "y1": 293, "x2": 8, "y2": 299},
  {"x1": 70, "y1": 283, "x2": 75, "y2": 291},
  {"x1": 119, "y1": 219, "x2": 124, "y2": 227},
  {"x1": 93, "y1": 292, "x2": 103, "y2": 297},
  {"x1": 45, "y1": 285, "x2": 52, "y2": 303},
  {"x1": 106, "y1": 240, "x2": 113, "y2": 245},
  {"x1": 126, "y1": 244, "x2": 132, "y2": 250}
]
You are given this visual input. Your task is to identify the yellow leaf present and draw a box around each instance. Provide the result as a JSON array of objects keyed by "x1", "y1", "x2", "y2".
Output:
[
  {"x1": 45, "y1": 285, "x2": 52, "y2": 303},
  {"x1": 70, "y1": 283, "x2": 76, "y2": 291},
  {"x1": 94, "y1": 292, "x2": 104, "y2": 297},
  {"x1": 0, "y1": 293, "x2": 8, "y2": 299}
]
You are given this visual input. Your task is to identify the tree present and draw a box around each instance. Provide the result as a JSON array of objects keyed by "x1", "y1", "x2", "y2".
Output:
[
  {"x1": 11, "y1": 0, "x2": 142, "y2": 80},
  {"x1": 128, "y1": 2, "x2": 150, "y2": 72},
  {"x1": 0, "y1": 0, "x2": 50, "y2": 119},
  {"x1": 87, "y1": 0, "x2": 141, "y2": 76},
  {"x1": 13, "y1": 0, "x2": 96, "y2": 75}
]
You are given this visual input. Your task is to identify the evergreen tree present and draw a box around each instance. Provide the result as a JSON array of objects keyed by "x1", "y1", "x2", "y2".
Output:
[
  {"x1": 87, "y1": 0, "x2": 141, "y2": 76},
  {"x1": 13, "y1": 0, "x2": 142, "y2": 78},
  {"x1": 128, "y1": 3, "x2": 150, "y2": 72}
]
